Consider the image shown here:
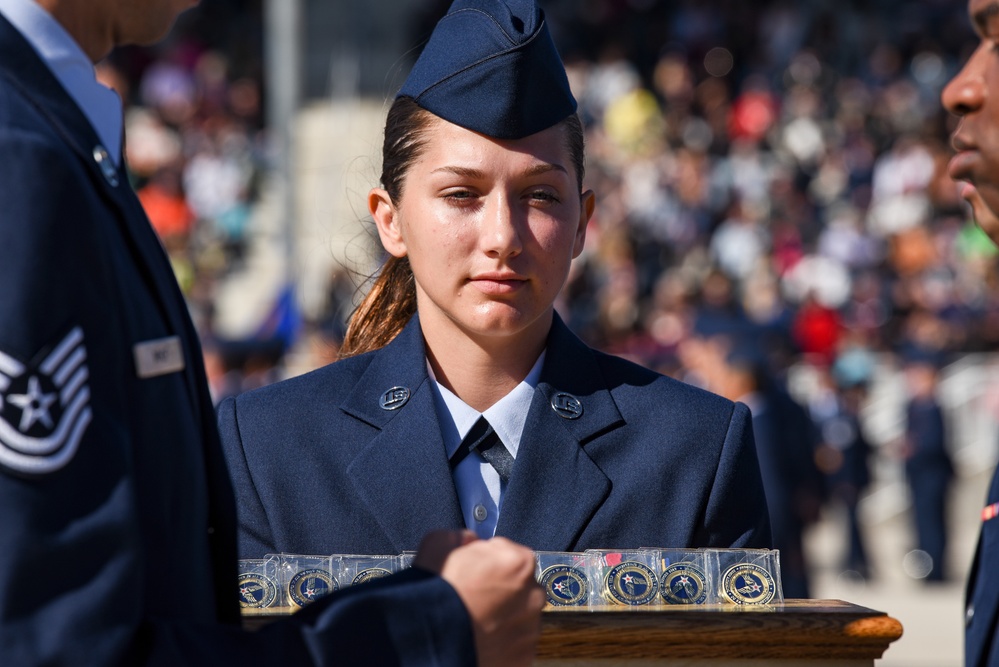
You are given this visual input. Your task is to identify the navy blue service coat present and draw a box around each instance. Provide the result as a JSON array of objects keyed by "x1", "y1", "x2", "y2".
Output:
[
  {"x1": 0, "y1": 14, "x2": 471, "y2": 666},
  {"x1": 967, "y1": 465, "x2": 999, "y2": 667},
  {"x1": 219, "y1": 314, "x2": 772, "y2": 558}
]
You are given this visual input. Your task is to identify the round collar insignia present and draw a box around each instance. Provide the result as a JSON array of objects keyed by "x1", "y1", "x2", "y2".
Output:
[
  {"x1": 379, "y1": 386, "x2": 411, "y2": 410},
  {"x1": 550, "y1": 392, "x2": 583, "y2": 419}
]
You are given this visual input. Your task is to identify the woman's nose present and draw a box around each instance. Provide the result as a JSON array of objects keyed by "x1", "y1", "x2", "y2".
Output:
[{"x1": 481, "y1": 196, "x2": 523, "y2": 258}]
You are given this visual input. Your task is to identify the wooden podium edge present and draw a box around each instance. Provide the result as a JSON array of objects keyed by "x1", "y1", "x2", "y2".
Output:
[
  {"x1": 535, "y1": 600, "x2": 904, "y2": 660},
  {"x1": 242, "y1": 598, "x2": 904, "y2": 661}
]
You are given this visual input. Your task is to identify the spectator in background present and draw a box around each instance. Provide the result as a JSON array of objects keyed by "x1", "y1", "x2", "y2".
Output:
[
  {"x1": 812, "y1": 349, "x2": 875, "y2": 580},
  {"x1": 901, "y1": 346, "x2": 953, "y2": 582},
  {"x1": 714, "y1": 338, "x2": 824, "y2": 599}
]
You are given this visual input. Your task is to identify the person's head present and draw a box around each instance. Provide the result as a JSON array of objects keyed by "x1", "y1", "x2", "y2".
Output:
[
  {"x1": 340, "y1": 0, "x2": 594, "y2": 358},
  {"x1": 942, "y1": 0, "x2": 999, "y2": 238},
  {"x1": 39, "y1": 0, "x2": 197, "y2": 62}
]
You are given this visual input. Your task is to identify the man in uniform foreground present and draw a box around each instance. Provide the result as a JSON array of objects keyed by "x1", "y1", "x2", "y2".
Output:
[{"x1": 0, "y1": 0, "x2": 543, "y2": 665}]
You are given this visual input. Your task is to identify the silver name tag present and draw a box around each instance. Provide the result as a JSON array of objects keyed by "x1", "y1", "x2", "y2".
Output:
[{"x1": 133, "y1": 336, "x2": 185, "y2": 379}]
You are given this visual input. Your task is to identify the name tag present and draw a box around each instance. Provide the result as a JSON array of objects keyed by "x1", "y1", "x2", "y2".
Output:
[{"x1": 133, "y1": 336, "x2": 185, "y2": 379}]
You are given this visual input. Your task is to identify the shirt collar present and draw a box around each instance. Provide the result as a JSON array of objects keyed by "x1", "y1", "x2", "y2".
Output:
[
  {"x1": 0, "y1": 0, "x2": 123, "y2": 164},
  {"x1": 431, "y1": 351, "x2": 546, "y2": 459}
]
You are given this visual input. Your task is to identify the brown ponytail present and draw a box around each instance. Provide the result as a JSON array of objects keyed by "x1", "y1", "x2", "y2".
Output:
[
  {"x1": 339, "y1": 98, "x2": 435, "y2": 358},
  {"x1": 339, "y1": 255, "x2": 417, "y2": 358},
  {"x1": 339, "y1": 97, "x2": 587, "y2": 359}
]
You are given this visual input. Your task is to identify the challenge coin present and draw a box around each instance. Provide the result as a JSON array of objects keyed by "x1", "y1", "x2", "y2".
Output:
[
  {"x1": 721, "y1": 562, "x2": 776, "y2": 605},
  {"x1": 660, "y1": 562, "x2": 708, "y2": 605},
  {"x1": 604, "y1": 561, "x2": 658, "y2": 606},
  {"x1": 539, "y1": 565, "x2": 588, "y2": 606},
  {"x1": 289, "y1": 568, "x2": 338, "y2": 607},
  {"x1": 238, "y1": 572, "x2": 278, "y2": 609}
]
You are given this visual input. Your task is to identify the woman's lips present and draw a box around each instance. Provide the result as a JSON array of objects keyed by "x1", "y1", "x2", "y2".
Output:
[{"x1": 469, "y1": 274, "x2": 527, "y2": 294}]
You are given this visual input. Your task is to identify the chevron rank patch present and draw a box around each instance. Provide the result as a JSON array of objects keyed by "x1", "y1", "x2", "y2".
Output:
[{"x1": 0, "y1": 327, "x2": 92, "y2": 475}]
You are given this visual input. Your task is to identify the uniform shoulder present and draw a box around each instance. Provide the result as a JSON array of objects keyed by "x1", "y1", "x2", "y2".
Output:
[
  {"x1": 590, "y1": 347, "x2": 737, "y2": 413},
  {"x1": 0, "y1": 87, "x2": 79, "y2": 206},
  {"x1": 230, "y1": 351, "x2": 374, "y2": 414},
  {"x1": 0, "y1": 73, "x2": 65, "y2": 149}
]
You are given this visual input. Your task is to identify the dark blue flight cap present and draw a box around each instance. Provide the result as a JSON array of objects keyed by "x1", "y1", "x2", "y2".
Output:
[{"x1": 398, "y1": 0, "x2": 577, "y2": 140}]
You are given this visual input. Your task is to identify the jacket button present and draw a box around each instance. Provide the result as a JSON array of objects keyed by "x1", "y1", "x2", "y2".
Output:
[
  {"x1": 967, "y1": 604, "x2": 975, "y2": 627},
  {"x1": 473, "y1": 504, "x2": 488, "y2": 522}
]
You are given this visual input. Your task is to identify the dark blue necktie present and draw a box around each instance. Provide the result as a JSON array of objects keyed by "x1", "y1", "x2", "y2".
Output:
[{"x1": 449, "y1": 416, "x2": 515, "y2": 484}]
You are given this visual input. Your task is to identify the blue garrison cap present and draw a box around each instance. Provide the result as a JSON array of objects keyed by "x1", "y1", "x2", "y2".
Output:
[{"x1": 398, "y1": 0, "x2": 577, "y2": 139}]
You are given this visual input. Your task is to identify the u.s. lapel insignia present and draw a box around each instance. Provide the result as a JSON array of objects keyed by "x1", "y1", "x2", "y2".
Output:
[
  {"x1": 92, "y1": 145, "x2": 119, "y2": 187},
  {"x1": 0, "y1": 327, "x2": 92, "y2": 475},
  {"x1": 550, "y1": 392, "x2": 583, "y2": 419},
  {"x1": 379, "y1": 386, "x2": 410, "y2": 410}
]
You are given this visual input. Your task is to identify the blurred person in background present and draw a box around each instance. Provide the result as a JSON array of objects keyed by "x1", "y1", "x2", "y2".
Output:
[
  {"x1": 811, "y1": 349, "x2": 875, "y2": 581},
  {"x1": 691, "y1": 326, "x2": 823, "y2": 599},
  {"x1": 901, "y1": 346, "x2": 954, "y2": 584}
]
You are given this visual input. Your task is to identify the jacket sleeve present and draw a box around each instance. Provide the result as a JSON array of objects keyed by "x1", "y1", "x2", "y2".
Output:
[
  {"x1": 144, "y1": 568, "x2": 477, "y2": 667},
  {"x1": 700, "y1": 401, "x2": 773, "y2": 548},
  {"x1": 0, "y1": 131, "x2": 153, "y2": 667}
]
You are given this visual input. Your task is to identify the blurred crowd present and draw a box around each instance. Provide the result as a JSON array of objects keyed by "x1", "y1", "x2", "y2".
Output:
[
  {"x1": 98, "y1": 0, "x2": 266, "y2": 359},
  {"x1": 109, "y1": 0, "x2": 997, "y2": 597},
  {"x1": 548, "y1": 0, "x2": 986, "y2": 594}
]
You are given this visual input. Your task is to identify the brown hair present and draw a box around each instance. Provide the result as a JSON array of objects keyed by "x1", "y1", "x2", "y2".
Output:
[{"x1": 339, "y1": 96, "x2": 586, "y2": 358}]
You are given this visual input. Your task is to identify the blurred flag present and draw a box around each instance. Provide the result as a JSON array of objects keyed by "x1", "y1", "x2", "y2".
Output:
[{"x1": 255, "y1": 284, "x2": 301, "y2": 350}]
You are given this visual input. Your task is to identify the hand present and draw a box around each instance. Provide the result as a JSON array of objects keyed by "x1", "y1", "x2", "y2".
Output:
[
  {"x1": 412, "y1": 529, "x2": 478, "y2": 573},
  {"x1": 421, "y1": 534, "x2": 544, "y2": 667}
]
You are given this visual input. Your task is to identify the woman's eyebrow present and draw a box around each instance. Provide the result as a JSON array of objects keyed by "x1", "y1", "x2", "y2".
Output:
[
  {"x1": 431, "y1": 165, "x2": 486, "y2": 178},
  {"x1": 974, "y1": 2, "x2": 999, "y2": 37},
  {"x1": 430, "y1": 163, "x2": 568, "y2": 178},
  {"x1": 522, "y1": 163, "x2": 568, "y2": 178}
]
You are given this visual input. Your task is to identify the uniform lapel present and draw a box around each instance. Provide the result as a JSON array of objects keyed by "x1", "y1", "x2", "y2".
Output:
[
  {"x1": 496, "y1": 315, "x2": 619, "y2": 551},
  {"x1": 343, "y1": 318, "x2": 465, "y2": 552}
]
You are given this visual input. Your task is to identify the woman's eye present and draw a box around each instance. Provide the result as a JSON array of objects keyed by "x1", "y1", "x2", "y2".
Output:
[
  {"x1": 529, "y1": 190, "x2": 560, "y2": 204},
  {"x1": 443, "y1": 190, "x2": 477, "y2": 203}
]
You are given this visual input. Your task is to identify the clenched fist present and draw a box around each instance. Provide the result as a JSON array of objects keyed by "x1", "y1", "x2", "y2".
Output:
[{"x1": 415, "y1": 531, "x2": 544, "y2": 667}]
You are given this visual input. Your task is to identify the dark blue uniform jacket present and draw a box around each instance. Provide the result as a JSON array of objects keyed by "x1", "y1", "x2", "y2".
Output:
[
  {"x1": 968, "y1": 465, "x2": 999, "y2": 667},
  {"x1": 0, "y1": 13, "x2": 471, "y2": 666},
  {"x1": 218, "y1": 314, "x2": 772, "y2": 558}
]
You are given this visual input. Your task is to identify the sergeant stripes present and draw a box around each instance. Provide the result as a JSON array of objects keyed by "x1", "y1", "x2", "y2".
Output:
[{"x1": 0, "y1": 326, "x2": 92, "y2": 475}]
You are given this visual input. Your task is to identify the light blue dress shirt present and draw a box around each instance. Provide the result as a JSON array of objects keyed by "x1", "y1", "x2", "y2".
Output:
[{"x1": 429, "y1": 352, "x2": 545, "y2": 538}]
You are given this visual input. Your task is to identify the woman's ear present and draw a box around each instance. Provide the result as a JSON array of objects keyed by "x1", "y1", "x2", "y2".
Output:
[
  {"x1": 572, "y1": 189, "x2": 595, "y2": 259},
  {"x1": 369, "y1": 188, "x2": 408, "y2": 258}
]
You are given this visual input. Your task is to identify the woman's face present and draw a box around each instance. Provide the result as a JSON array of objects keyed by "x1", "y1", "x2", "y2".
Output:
[{"x1": 370, "y1": 116, "x2": 594, "y2": 349}]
